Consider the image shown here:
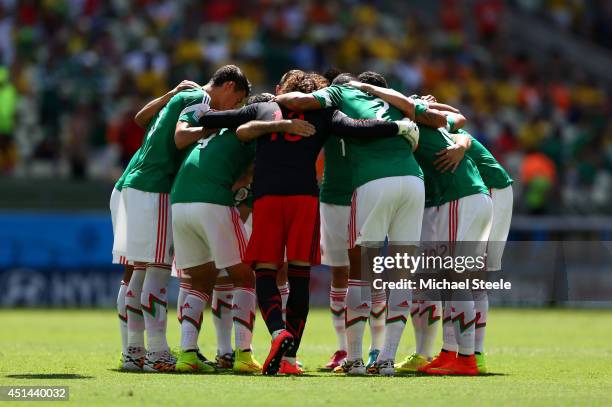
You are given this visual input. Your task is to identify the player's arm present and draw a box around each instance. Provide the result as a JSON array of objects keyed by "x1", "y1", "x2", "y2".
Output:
[
  {"x1": 134, "y1": 80, "x2": 200, "y2": 128},
  {"x1": 443, "y1": 111, "x2": 467, "y2": 132},
  {"x1": 175, "y1": 104, "x2": 263, "y2": 148},
  {"x1": 199, "y1": 104, "x2": 261, "y2": 129},
  {"x1": 347, "y1": 81, "x2": 416, "y2": 120},
  {"x1": 348, "y1": 81, "x2": 448, "y2": 127},
  {"x1": 420, "y1": 95, "x2": 466, "y2": 129},
  {"x1": 433, "y1": 131, "x2": 472, "y2": 173},
  {"x1": 174, "y1": 122, "x2": 216, "y2": 149},
  {"x1": 420, "y1": 95, "x2": 461, "y2": 114},
  {"x1": 274, "y1": 92, "x2": 322, "y2": 111},
  {"x1": 414, "y1": 107, "x2": 449, "y2": 129},
  {"x1": 235, "y1": 119, "x2": 316, "y2": 142},
  {"x1": 330, "y1": 110, "x2": 420, "y2": 151}
]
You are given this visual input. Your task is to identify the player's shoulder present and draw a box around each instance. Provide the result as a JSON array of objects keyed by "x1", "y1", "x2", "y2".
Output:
[
  {"x1": 254, "y1": 101, "x2": 281, "y2": 120},
  {"x1": 174, "y1": 88, "x2": 206, "y2": 104}
]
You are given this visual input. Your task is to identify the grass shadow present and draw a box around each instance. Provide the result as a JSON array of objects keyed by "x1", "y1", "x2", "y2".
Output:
[
  {"x1": 6, "y1": 373, "x2": 93, "y2": 380},
  {"x1": 398, "y1": 372, "x2": 509, "y2": 378},
  {"x1": 109, "y1": 368, "x2": 320, "y2": 378}
]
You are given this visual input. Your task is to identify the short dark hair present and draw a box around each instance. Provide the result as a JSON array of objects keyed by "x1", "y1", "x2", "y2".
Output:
[
  {"x1": 209, "y1": 64, "x2": 251, "y2": 96},
  {"x1": 323, "y1": 68, "x2": 342, "y2": 84},
  {"x1": 332, "y1": 72, "x2": 357, "y2": 86},
  {"x1": 358, "y1": 71, "x2": 388, "y2": 88},
  {"x1": 246, "y1": 93, "x2": 274, "y2": 105}
]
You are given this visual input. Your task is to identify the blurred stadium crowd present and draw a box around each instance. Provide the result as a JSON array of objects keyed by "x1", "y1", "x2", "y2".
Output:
[{"x1": 0, "y1": 0, "x2": 610, "y2": 214}]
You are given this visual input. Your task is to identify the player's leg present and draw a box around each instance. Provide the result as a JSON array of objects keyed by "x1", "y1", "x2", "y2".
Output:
[
  {"x1": 117, "y1": 179, "x2": 147, "y2": 372},
  {"x1": 208, "y1": 205, "x2": 261, "y2": 373},
  {"x1": 141, "y1": 262, "x2": 172, "y2": 365},
  {"x1": 340, "y1": 180, "x2": 393, "y2": 375},
  {"x1": 367, "y1": 288, "x2": 386, "y2": 370},
  {"x1": 419, "y1": 201, "x2": 461, "y2": 373},
  {"x1": 376, "y1": 175, "x2": 424, "y2": 376},
  {"x1": 171, "y1": 202, "x2": 217, "y2": 373},
  {"x1": 116, "y1": 264, "x2": 133, "y2": 364},
  {"x1": 452, "y1": 194, "x2": 492, "y2": 367},
  {"x1": 175, "y1": 262, "x2": 217, "y2": 373},
  {"x1": 326, "y1": 266, "x2": 348, "y2": 368},
  {"x1": 277, "y1": 264, "x2": 289, "y2": 323},
  {"x1": 428, "y1": 194, "x2": 492, "y2": 376},
  {"x1": 416, "y1": 208, "x2": 441, "y2": 362},
  {"x1": 278, "y1": 261, "x2": 311, "y2": 375},
  {"x1": 124, "y1": 263, "x2": 146, "y2": 370},
  {"x1": 398, "y1": 206, "x2": 440, "y2": 372},
  {"x1": 211, "y1": 272, "x2": 234, "y2": 368},
  {"x1": 226, "y1": 264, "x2": 261, "y2": 373},
  {"x1": 140, "y1": 194, "x2": 174, "y2": 371},
  {"x1": 172, "y1": 263, "x2": 190, "y2": 323},
  {"x1": 320, "y1": 202, "x2": 350, "y2": 369},
  {"x1": 279, "y1": 195, "x2": 320, "y2": 375},
  {"x1": 476, "y1": 185, "x2": 513, "y2": 372},
  {"x1": 417, "y1": 297, "x2": 442, "y2": 358},
  {"x1": 246, "y1": 196, "x2": 293, "y2": 375},
  {"x1": 122, "y1": 189, "x2": 174, "y2": 371},
  {"x1": 110, "y1": 187, "x2": 133, "y2": 368}
]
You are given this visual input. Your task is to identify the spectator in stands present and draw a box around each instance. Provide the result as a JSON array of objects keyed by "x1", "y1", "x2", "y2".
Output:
[{"x1": 0, "y1": 65, "x2": 17, "y2": 173}]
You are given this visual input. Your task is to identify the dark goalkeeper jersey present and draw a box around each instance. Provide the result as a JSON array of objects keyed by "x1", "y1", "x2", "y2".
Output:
[{"x1": 200, "y1": 102, "x2": 400, "y2": 200}]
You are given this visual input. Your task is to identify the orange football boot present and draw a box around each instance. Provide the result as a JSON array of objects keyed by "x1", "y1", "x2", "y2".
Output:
[
  {"x1": 427, "y1": 354, "x2": 478, "y2": 376},
  {"x1": 262, "y1": 330, "x2": 294, "y2": 375},
  {"x1": 418, "y1": 350, "x2": 457, "y2": 373},
  {"x1": 279, "y1": 359, "x2": 304, "y2": 375}
]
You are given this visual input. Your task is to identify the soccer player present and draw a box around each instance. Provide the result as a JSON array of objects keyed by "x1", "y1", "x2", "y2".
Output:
[
  {"x1": 438, "y1": 127, "x2": 513, "y2": 373},
  {"x1": 170, "y1": 93, "x2": 313, "y2": 374},
  {"x1": 350, "y1": 84, "x2": 493, "y2": 375},
  {"x1": 111, "y1": 80, "x2": 200, "y2": 371},
  {"x1": 275, "y1": 71, "x2": 424, "y2": 376},
  {"x1": 316, "y1": 72, "x2": 385, "y2": 370},
  {"x1": 407, "y1": 96, "x2": 513, "y2": 373},
  {"x1": 112, "y1": 65, "x2": 250, "y2": 372}
]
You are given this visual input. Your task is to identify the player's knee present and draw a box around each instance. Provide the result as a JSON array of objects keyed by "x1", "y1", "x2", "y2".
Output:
[
  {"x1": 122, "y1": 265, "x2": 134, "y2": 282},
  {"x1": 228, "y1": 263, "x2": 255, "y2": 288},
  {"x1": 331, "y1": 266, "x2": 349, "y2": 287}
]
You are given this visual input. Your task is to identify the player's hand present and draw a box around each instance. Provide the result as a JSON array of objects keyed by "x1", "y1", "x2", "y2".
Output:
[
  {"x1": 283, "y1": 119, "x2": 316, "y2": 137},
  {"x1": 395, "y1": 118, "x2": 419, "y2": 152},
  {"x1": 434, "y1": 144, "x2": 466, "y2": 173},
  {"x1": 421, "y1": 94, "x2": 437, "y2": 103},
  {"x1": 171, "y1": 80, "x2": 201, "y2": 95}
]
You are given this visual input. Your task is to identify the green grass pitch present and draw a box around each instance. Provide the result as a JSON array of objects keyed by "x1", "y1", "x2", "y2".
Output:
[{"x1": 1, "y1": 308, "x2": 611, "y2": 406}]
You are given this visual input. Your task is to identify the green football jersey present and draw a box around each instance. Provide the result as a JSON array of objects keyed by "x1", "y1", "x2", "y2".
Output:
[
  {"x1": 114, "y1": 147, "x2": 141, "y2": 191},
  {"x1": 459, "y1": 129, "x2": 513, "y2": 190},
  {"x1": 171, "y1": 128, "x2": 256, "y2": 206},
  {"x1": 312, "y1": 85, "x2": 422, "y2": 189},
  {"x1": 320, "y1": 135, "x2": 352, "y2": 206},
  {"x1": 415, "y1": 125, "x2": 488, "y2": 206},
  {"x1": 122, "y1": 88, "x2": 210, "y2": 193}
]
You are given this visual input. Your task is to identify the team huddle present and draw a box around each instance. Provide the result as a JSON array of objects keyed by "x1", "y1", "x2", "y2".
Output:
[{"x1": 110, "y1": 64, "x2": 513, "y2": 376}]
